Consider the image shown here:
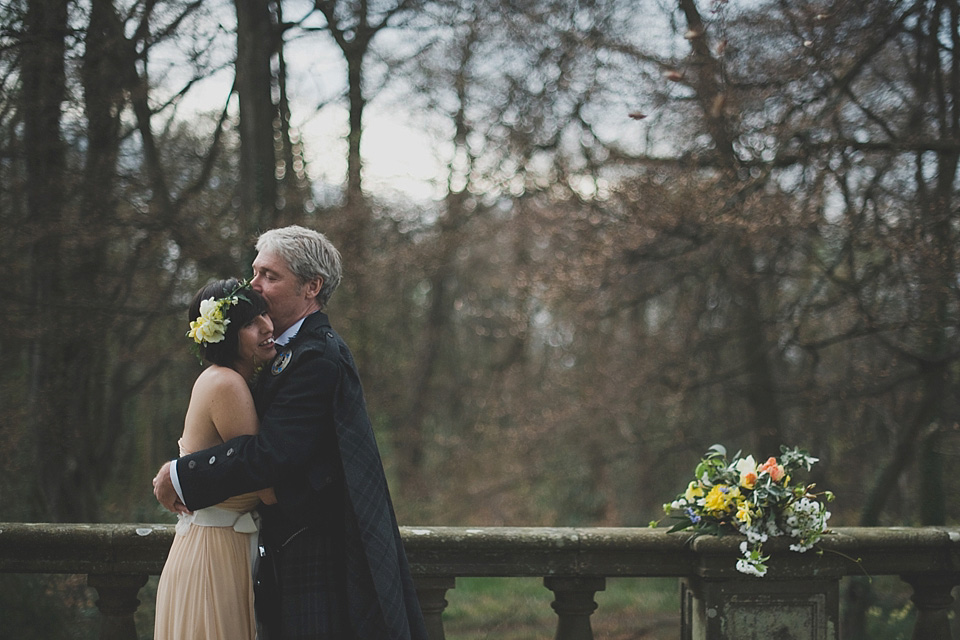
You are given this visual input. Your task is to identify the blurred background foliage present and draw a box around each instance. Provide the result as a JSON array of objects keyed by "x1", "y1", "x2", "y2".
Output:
[{"x1": 0, "y1": 0, "x2": 958, "y2": 637}]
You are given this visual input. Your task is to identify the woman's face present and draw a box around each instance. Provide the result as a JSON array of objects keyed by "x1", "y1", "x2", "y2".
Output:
[{"x1": 236, "y1": 312, "x2": 276, "y2": 368}]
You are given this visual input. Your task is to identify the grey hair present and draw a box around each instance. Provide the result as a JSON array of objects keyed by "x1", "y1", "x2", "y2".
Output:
[{"x1": 256, "y1": 225, "x2": 343, "y2": 309}]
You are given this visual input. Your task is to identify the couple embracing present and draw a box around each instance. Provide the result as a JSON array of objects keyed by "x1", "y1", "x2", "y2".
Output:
[{"x1": 152, "y1": 225, "x2": 428, "y2": 640}]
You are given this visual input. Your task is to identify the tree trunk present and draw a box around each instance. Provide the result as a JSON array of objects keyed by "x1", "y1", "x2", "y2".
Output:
[
  {"x1": 274, "y1": 5, "x2": 311, "y2": 226},
  {"x1": 678, "y1": 0, "x2": 782, "y2": 455},
  {"x1": 235, "y1": 0, "x2": 279, "y2": 244},
  {"x1": 339, "y1": 48, "x2": 374, "y2": 365},
  {"x1": 734, "y1": 250, "x2": 783, "y2": 458},
  {"x1": 22, "y1": 0, "x2": 69, "y2": 521}
]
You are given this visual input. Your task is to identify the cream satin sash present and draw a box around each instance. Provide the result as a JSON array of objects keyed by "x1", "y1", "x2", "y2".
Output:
[{"x1": 176, "y1": 506, "x2": 261, "y2": 576}]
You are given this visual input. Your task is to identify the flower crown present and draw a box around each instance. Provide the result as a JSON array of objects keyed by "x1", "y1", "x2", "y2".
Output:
[{"x1": 186, "y1": 280, "x2": 251, "y2": 346}]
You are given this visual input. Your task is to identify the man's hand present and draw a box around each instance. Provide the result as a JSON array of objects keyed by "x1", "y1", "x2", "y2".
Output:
[{"x1": 153, "y1": 461, "x2": 191, "y2": 515}]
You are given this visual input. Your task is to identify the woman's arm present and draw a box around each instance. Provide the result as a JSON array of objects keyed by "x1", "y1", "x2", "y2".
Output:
[
  {"x1": 180, "y1": 366, "x2": 259, "y2": 453},
  {"x1": 204, "y1": 367, "x2": 259, "y2": 441},
  {"x1": 186, "y1": 367, "x2": 277, "y2": 504},
  {"x1": 208, "y1": 369, "x2": 278, "y2": 504}
]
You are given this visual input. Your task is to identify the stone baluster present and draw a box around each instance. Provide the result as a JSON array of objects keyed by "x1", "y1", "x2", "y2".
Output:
[
  {"x1": 415, "y1": 576, "x2": 456, "y2": 640},
  {"x1": 544, "y1": 576, "x2": 606, "y2": 640},
  {"x1": 902, "y1": 573, "x2": 958, "y2": 640},
  {"x1": 87, "y1": 573, "x2": 148, "y2": 640}
]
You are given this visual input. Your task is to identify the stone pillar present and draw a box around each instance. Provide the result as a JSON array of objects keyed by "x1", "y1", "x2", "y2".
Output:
[
  {"x1": 87, "y1": 573, "x2": 148, "y2": 640},
  {"x1": 414, "y1": 576, "x2": 456, "y2": 640},
  {"x1": 544, "y1": 576, "x2": 606, "y2": 640},
  {"x1": 902, "y1": 573, "x2": 958, "y2": 640},
  {"x1": 680, "y1": 535, "x2": 844, "y2": 640},
  {"x1": 681, "y1": 574, "x2": 839, "y2": 640}
]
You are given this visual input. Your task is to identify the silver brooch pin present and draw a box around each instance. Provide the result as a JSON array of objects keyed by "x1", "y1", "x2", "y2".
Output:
[{"x1": 271, "y1": 349, "x2": 293, "y2": 375}]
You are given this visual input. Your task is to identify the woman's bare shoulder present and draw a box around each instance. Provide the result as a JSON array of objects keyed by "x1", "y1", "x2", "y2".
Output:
[{"x1": 192, "y1": 365, "x2": 250, "y2": 398}]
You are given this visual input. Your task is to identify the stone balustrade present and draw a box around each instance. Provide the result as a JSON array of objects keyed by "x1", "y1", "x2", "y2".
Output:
[{"x1": 0, "y1": 523, "x2": 957, "y2": 639}]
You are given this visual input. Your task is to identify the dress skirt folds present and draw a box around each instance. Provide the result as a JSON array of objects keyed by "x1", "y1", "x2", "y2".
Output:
[{"x1": 154, "y1": 489, "x2": 261, "y2": 639}]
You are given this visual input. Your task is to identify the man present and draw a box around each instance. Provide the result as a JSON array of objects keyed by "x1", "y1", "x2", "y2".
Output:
[{"x1": 153, "y1": 225, "x2": 427, "y2": 640}]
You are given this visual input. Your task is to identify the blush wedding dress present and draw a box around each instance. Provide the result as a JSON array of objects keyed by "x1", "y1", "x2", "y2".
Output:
[{"x1": 154, "y1": 440, "x2": 260, "y2": 640}]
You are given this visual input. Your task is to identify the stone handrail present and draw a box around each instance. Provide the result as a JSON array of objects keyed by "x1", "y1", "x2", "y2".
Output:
[{"x1": 0, "y1": 523, "x2": 958, "y2": 639}]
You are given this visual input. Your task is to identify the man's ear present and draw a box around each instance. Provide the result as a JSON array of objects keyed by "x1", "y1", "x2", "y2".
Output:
[{"x1": 304, "y1": 276, "x2": 324, "y2": 299}]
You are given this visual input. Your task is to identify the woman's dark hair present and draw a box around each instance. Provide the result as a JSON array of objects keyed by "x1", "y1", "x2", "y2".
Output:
[{"x1": 188, "y1": 278, "x2": 268, "y2": 367}]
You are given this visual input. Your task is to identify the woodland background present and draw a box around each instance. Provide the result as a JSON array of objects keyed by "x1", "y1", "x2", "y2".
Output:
[{"x1": 0, "y1": 0, "x2": 958, "y2": 637}]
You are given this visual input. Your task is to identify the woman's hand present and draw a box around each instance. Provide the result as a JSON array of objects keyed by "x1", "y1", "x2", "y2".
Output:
[{"x1": 257, "y1": 487, "x2": 278, "y2": 505}]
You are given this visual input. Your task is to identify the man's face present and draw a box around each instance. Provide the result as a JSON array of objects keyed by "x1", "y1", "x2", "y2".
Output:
[{"x1": 251, "y1": 250, "x2": 319, "y2": 336}]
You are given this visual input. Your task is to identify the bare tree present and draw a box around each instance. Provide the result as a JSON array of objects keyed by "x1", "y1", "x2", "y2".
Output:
[
  {"x1": 308, "y1": 0, "x2": 424, "y2": 363},
  {"x1": 2, "y1": 0, "x2": 250, "y2": 521}
]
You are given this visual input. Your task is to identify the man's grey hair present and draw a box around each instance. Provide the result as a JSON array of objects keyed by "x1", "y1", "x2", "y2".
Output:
[{"x1": 256, "y1": 225, "x2": 343, "y2": 309}]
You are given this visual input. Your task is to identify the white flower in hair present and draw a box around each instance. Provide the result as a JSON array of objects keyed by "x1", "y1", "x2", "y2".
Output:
[{"x1": 186, "y1": 286, "x2": 245, "y2": 346}]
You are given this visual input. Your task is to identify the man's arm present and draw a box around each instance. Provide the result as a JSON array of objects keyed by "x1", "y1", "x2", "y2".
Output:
[{"x1": 173, "y1": 351, "x2": 339, "y2": 511}]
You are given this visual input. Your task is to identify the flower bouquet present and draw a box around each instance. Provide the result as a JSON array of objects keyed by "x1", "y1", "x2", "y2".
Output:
[{"x1": 660, "y1": 444, "x2": 833, "y2": 577}]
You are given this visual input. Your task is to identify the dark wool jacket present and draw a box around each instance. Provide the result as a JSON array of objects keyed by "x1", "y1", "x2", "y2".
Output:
[{"x1": 176, "y1": 311, "x2": 427, "y2": 640}]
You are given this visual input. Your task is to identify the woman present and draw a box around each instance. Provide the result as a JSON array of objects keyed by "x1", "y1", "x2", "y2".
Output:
[{"x1": 155, "y1": 278, "x2": 277, "y2": 640}]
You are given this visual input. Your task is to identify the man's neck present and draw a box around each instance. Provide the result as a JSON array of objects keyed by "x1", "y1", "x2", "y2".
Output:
[
  {"x1": 275, "y1": 310, "x2": 319, "y2": 346},
  {"x1": 274, "y1": 302, "x2": 322, "y2": 337}
]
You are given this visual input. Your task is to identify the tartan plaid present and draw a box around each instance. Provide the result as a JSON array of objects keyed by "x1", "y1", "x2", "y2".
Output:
[
  {"x1": 276, "y1": 529, "x2": 351, "y2": 639},
  {"x1": 266, "y1": 313, "x2": 427, "y2": 639}
]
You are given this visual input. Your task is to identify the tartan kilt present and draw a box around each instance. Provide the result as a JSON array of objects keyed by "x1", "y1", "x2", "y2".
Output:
[{"x1": 257, "y1": 527, "x2": 352, "y2": 640}]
